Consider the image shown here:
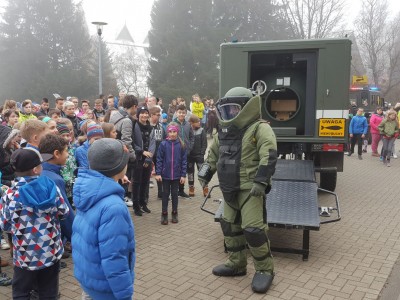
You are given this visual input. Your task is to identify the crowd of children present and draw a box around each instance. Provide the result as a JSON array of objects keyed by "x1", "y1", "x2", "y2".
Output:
[
  {"x1": 348, "y1": 105, "x2": 400, "y2": 166},
  {"x1": 0, "y1": 93, "x2": 213, "y2": 297}
]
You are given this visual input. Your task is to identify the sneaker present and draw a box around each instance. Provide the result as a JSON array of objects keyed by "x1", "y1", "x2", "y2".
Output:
[
  {"x1": 380, "y1": 156, "x2": 384, "y2": 161},
  {"x1": 179, "y1": 191, "x2": 190, "y2": 198},
  {"x1": 124, "y1": 197, "x2": 133, "y2": 207},
  {"x1": 358, "y1": 155, "x2": 363, "y2": 160},
  {"x1": 387, "y1": 162, "x2": 391, "y2": 167},
  {"x1": 0, "y1": 272, "x2": 12, "y2": 286},
  {"x1": 393, "y1": 153, "x2": 398, "y2": 159},
  {"x1": 371, "y1": 152, "x2": 380, "y2": 157},
  {"x1": 362, "y1": 149, "x2": 367, "y2": 153},
  {"x1": 1, "y1": 239, "x2": 10, "y2": 250},
  {"x1": 60, "y1": 261, "x2": 67, "y2": 269},
  {"x1": 347, "y1": 152, "x2": 352, "y2": 157},
  {"x1": 149, "y1": 181, "x2": 154, "y2": 188}
]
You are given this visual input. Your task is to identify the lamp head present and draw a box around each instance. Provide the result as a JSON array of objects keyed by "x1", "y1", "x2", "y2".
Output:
[{"x1": 92, "y1": 21, "x2": 108, "y2": 36}]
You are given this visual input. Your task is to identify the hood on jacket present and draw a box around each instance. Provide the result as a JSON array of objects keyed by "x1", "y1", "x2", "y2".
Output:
[
  {"x1": 109, "y1": 109, "x2": 128, "y2": 124},
  {"x1": 18, "y1": 176, "x2": 58, "y2": 210},
  {"x1": 0, "y1": 125, "x2": 11, "y2": 148},
  {"x1": 73, "y1": 168, "x2": 125, "y2": 212}
]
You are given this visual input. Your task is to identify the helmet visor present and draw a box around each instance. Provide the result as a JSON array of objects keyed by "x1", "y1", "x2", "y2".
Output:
[{"x1": 217, "y1": 103, "x2": 242, "y2": 121}]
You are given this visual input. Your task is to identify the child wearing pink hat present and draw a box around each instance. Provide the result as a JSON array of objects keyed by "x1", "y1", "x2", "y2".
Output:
[{"x1": 155, "y1": 122, "x2": 187, "y2": 225}]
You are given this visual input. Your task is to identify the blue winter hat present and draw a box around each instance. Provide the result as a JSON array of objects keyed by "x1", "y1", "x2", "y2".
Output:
[
  {"x1": 162, "y1": 113, "x2": 168, "y2": 120},
  {"x1": 87, "y1": 124, "x2": 104, "y2": 140}
]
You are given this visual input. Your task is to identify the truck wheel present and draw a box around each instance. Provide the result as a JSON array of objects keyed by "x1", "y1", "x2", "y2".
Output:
[{"x1": 319, "y1": 172, "x2": 337, "y2": 192}]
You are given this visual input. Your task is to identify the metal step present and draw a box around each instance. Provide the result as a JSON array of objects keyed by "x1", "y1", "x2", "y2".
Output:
[{"x1": 273, "y1": 159, "x2": 315, "y2": 182}]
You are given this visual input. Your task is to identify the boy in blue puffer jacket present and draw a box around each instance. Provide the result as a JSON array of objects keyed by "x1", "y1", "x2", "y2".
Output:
[
  {"x1": 348, "y1": 107, "x2": 368, "y2": 159},
  {"x1": 72, "y1": 138, "x2": 135, "y2": 300},
  {"x1": 155, "y1": 122, "x2": 187, "y2": 225}
]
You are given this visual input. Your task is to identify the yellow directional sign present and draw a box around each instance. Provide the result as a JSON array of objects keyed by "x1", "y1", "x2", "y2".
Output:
[
  {"x1": 352, "y1": 75, "x2": 368, "y2": 85},
  {"x1": 319, "y1": 118, "x2": 345, "y2": 137}
]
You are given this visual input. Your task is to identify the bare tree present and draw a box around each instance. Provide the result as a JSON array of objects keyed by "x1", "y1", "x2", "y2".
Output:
[
  {"x1": 380, "y1": 13, "x2": 400, "y2": 98},
  {"x1": 354, "y1": 0, "x2": 388, "y2": 87},
  {"x1": 279, "y1": 0, "x2": 346, "y2": 39},
  {"x1": 112, "y1": 47, "x2": 150, "y2": 97}
]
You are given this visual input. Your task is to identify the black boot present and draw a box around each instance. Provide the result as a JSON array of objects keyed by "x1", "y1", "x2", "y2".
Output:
[
  {"x1": 251, "y1": 271, "x2": 274, "y2": 293},
  {"x1": 141, "y1": 204, "x2": 151, "y2": 213},
  {"x1": 171, "y1": 211, "x2": 178, "y2": 223},
  {"x1": 178, "y1": 183, "x2": 190, "y2": 198},
  {"x1": 133, "y1": 203, "x2": 142, "y2": 216},
  {"x1": 212, "y1": 264, "x2": 246, "y2": 277},
  {"x1": 161, "y1": 212, "x2": 168, "y2": 225}
]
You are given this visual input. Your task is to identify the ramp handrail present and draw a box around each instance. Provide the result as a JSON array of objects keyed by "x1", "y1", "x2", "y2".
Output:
[
  {"x1": 318, "y1": 187, "x2": 341, "y2": 224},
  {"x1": 200, "y1": 184, "x2": 220, "y2": 216}
]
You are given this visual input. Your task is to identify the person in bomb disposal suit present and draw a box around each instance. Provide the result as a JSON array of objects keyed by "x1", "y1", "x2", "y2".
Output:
[{"x1": 198, "y1": 87, "x2": 277, "y2": 294}]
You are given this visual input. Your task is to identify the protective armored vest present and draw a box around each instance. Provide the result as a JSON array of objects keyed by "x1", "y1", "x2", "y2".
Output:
[{"x1": 217, "y1": 124, "x2": 245, "y2": 201}]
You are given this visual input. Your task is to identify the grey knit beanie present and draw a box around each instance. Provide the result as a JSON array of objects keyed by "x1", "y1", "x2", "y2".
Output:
[{"x1": 88, "y1": 138, "x2": 129, "y2": 177}]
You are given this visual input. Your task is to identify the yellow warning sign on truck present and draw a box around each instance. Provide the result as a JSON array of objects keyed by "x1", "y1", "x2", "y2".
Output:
[{"x1": 319, "y1": 118, "x2": 345, "y2": 137}]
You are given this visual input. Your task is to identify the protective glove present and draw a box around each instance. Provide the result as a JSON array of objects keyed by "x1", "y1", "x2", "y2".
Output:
[{"x1": 249, "y1": 182, "x2": 267, "y2": 197}]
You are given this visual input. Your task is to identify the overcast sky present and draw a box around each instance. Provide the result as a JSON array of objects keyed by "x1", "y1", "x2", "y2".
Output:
[
  {"x1": 1, "y1": 0, "x2": 400, "y2": 43},
  {"x1": 82, "y1": 0, "x2": 154, "y2": 46},
  {"x1": 81, "y1": 0, "x2": 400, "y2": 45}
]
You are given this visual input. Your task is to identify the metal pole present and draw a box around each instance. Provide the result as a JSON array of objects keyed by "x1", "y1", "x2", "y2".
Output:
[
  {"x1": 98, "y1": 33, "x2": 102, "y2": 95},
  {"x1": 92, "y1": 22, "x2": 107, "y2": 96}
]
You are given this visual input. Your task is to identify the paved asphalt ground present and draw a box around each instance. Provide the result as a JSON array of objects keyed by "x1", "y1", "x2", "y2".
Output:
[{"x1": 1, "y1": 143, "x2": 400, "y2": 299}]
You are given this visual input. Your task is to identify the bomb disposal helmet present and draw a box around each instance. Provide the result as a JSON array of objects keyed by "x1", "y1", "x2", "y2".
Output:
[{"x1": 216, "y1": 87, "x2": 253, "y2": 121}]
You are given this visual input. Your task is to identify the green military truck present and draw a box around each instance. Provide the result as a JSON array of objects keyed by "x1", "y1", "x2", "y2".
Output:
[{"x1": 219, "y1": 39, "x2": 352, "y2": 191}]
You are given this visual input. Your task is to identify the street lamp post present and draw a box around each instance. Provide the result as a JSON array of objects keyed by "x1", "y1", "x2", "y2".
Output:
[{"x1": 92, "y1": 21, "x2": 108, "y2": 96}]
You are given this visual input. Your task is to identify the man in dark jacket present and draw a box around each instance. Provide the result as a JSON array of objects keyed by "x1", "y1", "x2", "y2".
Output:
[{"x1": 35, "y1": 98, "x2": 50, "y2": 117}]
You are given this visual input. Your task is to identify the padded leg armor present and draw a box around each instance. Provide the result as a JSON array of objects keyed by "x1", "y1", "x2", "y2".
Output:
[
  {"x1": 213, "y1": 218, "x2": 247, "y2": 276},
  {"x1": 243, "y1": 227, "x2": 273, "y2": 273},
  {"x1": 220, "y1": 219, "x2": 247, "y2": 270},
  {"x1": 244, "y1": 227, "x2": 274, "y2": 293}
]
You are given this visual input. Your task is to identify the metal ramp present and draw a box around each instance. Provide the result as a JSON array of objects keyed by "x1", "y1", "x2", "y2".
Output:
[{"x1": 201, "y1": 159, "x2": 341, "y2": 260}]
